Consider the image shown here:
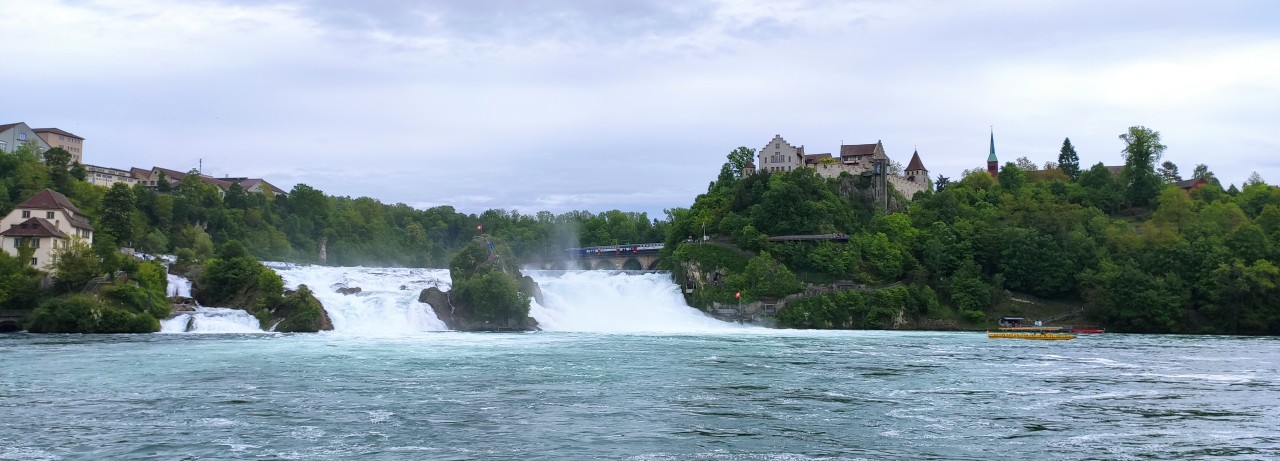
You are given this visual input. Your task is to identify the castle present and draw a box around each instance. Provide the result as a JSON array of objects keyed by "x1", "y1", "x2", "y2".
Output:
[{"x1": 749, "y1": 134, "x2": 930, "y2": 199}]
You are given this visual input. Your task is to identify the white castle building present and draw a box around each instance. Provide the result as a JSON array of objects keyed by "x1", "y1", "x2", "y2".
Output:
[{"x1": 752, "y1": 135, "x2": 930, "y2": 199}]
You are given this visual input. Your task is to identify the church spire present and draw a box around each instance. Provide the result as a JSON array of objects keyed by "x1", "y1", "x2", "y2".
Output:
[
  {"x1": 987, "y1": 127, "x2": 999, "y2": 178},
  {"x1": 987, "y1": 128, "x2": 997, "y2": 163}
]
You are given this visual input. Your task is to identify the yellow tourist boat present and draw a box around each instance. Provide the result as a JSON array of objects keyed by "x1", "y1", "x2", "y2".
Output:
[{"x1": 987, "y1": 327, "x2": 1077, "y2": 340}]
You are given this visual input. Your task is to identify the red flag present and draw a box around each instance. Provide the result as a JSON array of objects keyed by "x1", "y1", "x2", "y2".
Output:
[{"x1": 735, "y1": 291, "x2": 741, "y2": 299}]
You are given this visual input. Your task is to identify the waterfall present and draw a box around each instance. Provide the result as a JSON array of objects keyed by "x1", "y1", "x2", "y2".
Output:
[
  {"x1": 167, "y1": 273, "x2": 193, "y2": 298},
  {"x1": 268, "y1": 264, "x2": 741, "y2": 334},
  {"x1": 160, "y1": 307, "x2": 263, "y2": 333}
]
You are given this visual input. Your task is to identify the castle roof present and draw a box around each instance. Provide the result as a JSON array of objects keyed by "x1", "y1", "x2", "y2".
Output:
[
  {"x1": 906, "y1": 150, "x2": 927, "y2": 172},
  {"x1": 804, "y1": 153, "x2": 833, "y2": 165},
  {"x1": 0, "y1": 217, "x2": 68, "y2": 239},
  {"x1": 840, "y1": 143, "x2": 878, "y2": 157}
]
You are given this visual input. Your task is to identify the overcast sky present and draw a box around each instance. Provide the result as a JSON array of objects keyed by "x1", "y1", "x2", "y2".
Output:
[{"x1": 4, "y1": 0, "x2": 1278, "y2": 216}]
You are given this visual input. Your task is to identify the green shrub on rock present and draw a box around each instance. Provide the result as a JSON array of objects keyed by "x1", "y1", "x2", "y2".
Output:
[{"x1": 274, "y1": 285, "x2": 331, "y2": 332}]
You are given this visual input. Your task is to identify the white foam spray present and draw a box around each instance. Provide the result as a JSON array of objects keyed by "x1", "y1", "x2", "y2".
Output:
[
  {"x1": 160, "y1": 307, "x2": 263, "y2": 333},
  {"x1": 268, "y1": 264, "x2": 740, "y2": 334}
]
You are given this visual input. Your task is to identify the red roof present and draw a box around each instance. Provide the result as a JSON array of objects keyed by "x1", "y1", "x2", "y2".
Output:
[
  {"x1": 804, "y1": 153, "x2": 833, "y2": 165},
  {"x1": 16, "y1": 189, "x2": 82, "y2": 214},
  {"x1": 0, "y1": 217, "x2": 68, "y2": 238},
  {"x1": 13, "y1": 189, "x2": 93, "y2": 230},
  {"x1": 0, "y1": 123, "x2": 19, "y2": 133},
  {"x1": 906, "y1": 150, "x2": 927, "y2": 172}
]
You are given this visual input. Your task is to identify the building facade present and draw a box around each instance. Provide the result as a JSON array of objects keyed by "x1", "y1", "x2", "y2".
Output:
[
  {"x1": 0, "y1": 122, "x2": 52, "y2": 154},
  {"x1": 0, "y1": 189, "x2": 94, "y2": 271},
  {"x1": 34, "y1": 128, "x2": 85, "y2": 164},
  {"x1": 85, "y1": 164, "x2": 138, "y2": 188},
  {"x1": 756, "y1": 135, "x2": 931, "y2": 199}
]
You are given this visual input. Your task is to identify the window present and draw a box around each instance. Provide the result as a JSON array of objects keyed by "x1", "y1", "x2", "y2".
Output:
[
  {"x1": 21, "y1": 210, "x2": 30, "y2": 218},
  {"x1": 12, "y1": 238, "x2": 19, "y2": 248},
  {"x1": 46, "y1": 212, "x2": 54, "y2": 219},
  {"x1": 17, "y1": 133, "x2": 27, "y2": 141},
  {"x1": 30, "y1": 238, "x2": 39, "y2": 248},
  {"x1": 30, "y1": 258, "x2": 37, "y2": 267}
]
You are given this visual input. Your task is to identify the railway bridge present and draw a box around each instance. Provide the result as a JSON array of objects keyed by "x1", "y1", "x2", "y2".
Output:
[{"x1": 561, "y1": 243, "x2": 664, "y2": 270}]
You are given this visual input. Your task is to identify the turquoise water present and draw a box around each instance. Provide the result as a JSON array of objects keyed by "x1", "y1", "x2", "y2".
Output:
[{"x1": 2, "y1": 331, "x2": 1277, "y2": 460}]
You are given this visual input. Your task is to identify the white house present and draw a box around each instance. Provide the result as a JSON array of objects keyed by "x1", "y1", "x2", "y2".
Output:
[{"x1": 0, "y1": 189, "x2": 94, "y2": 271}]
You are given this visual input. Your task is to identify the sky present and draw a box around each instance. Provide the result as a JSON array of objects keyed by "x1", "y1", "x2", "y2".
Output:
[{"x1": 4, "y1": 0, "x2": 1279, "y2": 217}]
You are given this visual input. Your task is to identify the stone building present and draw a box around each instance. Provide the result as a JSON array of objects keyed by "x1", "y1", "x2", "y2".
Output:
[{"x1": 755, "y1": 134, "x2": 931, "y2": 199}]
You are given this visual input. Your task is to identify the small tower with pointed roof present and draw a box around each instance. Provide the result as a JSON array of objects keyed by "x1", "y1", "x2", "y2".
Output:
[
  {"x1": 905, "y1": 149, "x2": 929, "y2": 184},
  {"x1": 987, "y1": 129, "x2": 999, "y2": 178}
]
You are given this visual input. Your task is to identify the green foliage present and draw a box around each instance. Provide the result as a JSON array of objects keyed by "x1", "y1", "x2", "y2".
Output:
[
  {"x1": 1058, "y1": 138, "x2": 1080, "y2": 181},
  {"x1": 25, "y1": 294, "x2": 158, "y2": 333},
  {"x1": 99, "y1": 283, "x2": 170, "y2": 319},
  {"x1": 274, "y1": 285, "x2": 328, "y2": 332},
  {"x1": 737, "y1": 251, "x2": 803, "y2": 299},
  {"x1": 0, "y1": 248, "x2": 42, "y2": 310},
  {"x1": 101, "y1": 182, "x2": 137, "y2": 244},
  {"x1": 726, "y1": 146, "x2": 755, "y2": 179},
  {"x1": 51, "y1": 239, "x2": 102, "y2": 294},
  {"x1": 454, "y1": 271, "x2": 532, "y2": 326},
  {"x1": 198, "y1": 240, "x2": 283, "y2": 311},
  {"x1": 1119, "y1": 125, "x2": 1167, "y2": 209}
]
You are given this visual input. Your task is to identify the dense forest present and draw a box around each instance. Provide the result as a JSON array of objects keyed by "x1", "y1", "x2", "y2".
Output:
[
  {"x1": 663, "y1": 126, "x2": 1280, "y2": 335},
  {"x1": 3, "y1": 123, "x2": 1280, "y2": 335}
]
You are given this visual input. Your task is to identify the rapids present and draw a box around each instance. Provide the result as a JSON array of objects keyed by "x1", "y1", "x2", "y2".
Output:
[{"x1": 262, "y1": 264, "x2": 738, "y2": 334}]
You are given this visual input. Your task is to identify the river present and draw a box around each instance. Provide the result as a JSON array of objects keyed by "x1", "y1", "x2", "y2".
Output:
[{"x1": 2, "y1": 266, "x2": 1277, "y2": 460}]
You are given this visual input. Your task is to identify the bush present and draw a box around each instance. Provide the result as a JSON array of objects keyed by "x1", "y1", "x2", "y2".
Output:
[
  {"x1": 26, "y1": 295, "x2": 101, "y2": 333},
  {"x1": 274, "y1": 285, "x2": 328, "y2": 332}
]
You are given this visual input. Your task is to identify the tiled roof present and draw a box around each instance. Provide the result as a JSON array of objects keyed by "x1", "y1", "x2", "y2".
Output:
[
  {"x1": 153, "y1": 167, "x2": 234, "y2": 189},
  {"x1": 906, "y1": 150, "x2": 927, "y2": 172},
  {"x1": 840, "y1": 143, "x2": 878, "y2": 157},
  {"x1": 16, "y1": 189, "x2": 82, "y2": 214},
  {"x1": 804, "y1": 153, "x2": 833, "y2": 164},
  {"x1": 1175, "y1": 178, "x2": 1206, "y2": 189},
  {"x1": 0, "y1": 217, "x2": 68, "y2": 238},
  {"x1": 31, "y1": 127, "x2": 83, "y2": 139},
  {"x1": 0, "y1": 123, "x2": 19, "y2": 133}
]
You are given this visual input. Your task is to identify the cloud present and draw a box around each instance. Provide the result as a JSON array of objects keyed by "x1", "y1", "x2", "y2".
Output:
[{"x1": 4, "y1": 0, "x2": 1278, "y2": 214}]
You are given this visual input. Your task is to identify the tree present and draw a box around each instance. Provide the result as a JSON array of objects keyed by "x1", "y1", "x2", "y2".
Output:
[
  {"x1": 100, "y1": 182, "x2": 137, "y2": 245},
  {"x1": 1158, "y1": 161, "x2": 1182, "y2": 183},
  {"x1": 934, "y1": 175, "x2": 951, "y2": 191},
  {"x1": 1014, "y1": 157, "x2": 1038, "y2": 171},
  {"x1": 51, "y1": 239, "x2": 102, "y2": 294},
  {"x1": 42, "y1": 147, "x2": 73, "y2": 194},
  {"x1": 998, "y1": 162, "x2": 1028, "y2": 193},
  {"x1": 738, "y1": 251, "x2": 803, "y2": 299},
  {"x1": 155, "y1": 171, "x2": 171, "y2": 193},
  {"x1": 1192, "y1": 164, "x2": 1219, "y2": 185},
  {"x1": 726, "y1": 146, "x2": 755, "y2": 179},
  {"x1": 1075, "y1": 163, "x2": 1123, "y2": 213},
  {"x1": 1119, "y1": 125, "x2": 1167, "y2": 209},
  {"x1": 1058, "y1": 138, "x2": 1080, "y2": 181}
]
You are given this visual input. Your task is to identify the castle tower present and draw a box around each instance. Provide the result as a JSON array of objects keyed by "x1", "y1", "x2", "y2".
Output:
[
  {"x1": 905, "y1": 149, "x2": 928, "y2": 183},
  {"x1": 987, "y1": 129, "x2": 999, "y2": 178}
]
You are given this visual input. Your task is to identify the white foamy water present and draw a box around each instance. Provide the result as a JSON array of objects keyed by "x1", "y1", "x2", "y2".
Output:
[
  {"x1": 270, "y1": 264, "x2": 451, "y2": 334},
  {"x1": 266, "y1": 264, "x2": 738, "y2": 334},
  {"x1": 525, "y1": 270, "x2": 740, "y2": 333},
  {"x1": 167, "y1": 273, "x2": 193, "y2": 298},
  {"x1": 161, "y1": 307, "x2": 263, "y2": 333}
]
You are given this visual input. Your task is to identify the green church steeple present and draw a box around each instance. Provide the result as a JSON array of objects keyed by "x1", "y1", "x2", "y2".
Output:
[{"x1": 987, "y1": 129, "x2": 997, "y2": 163}]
